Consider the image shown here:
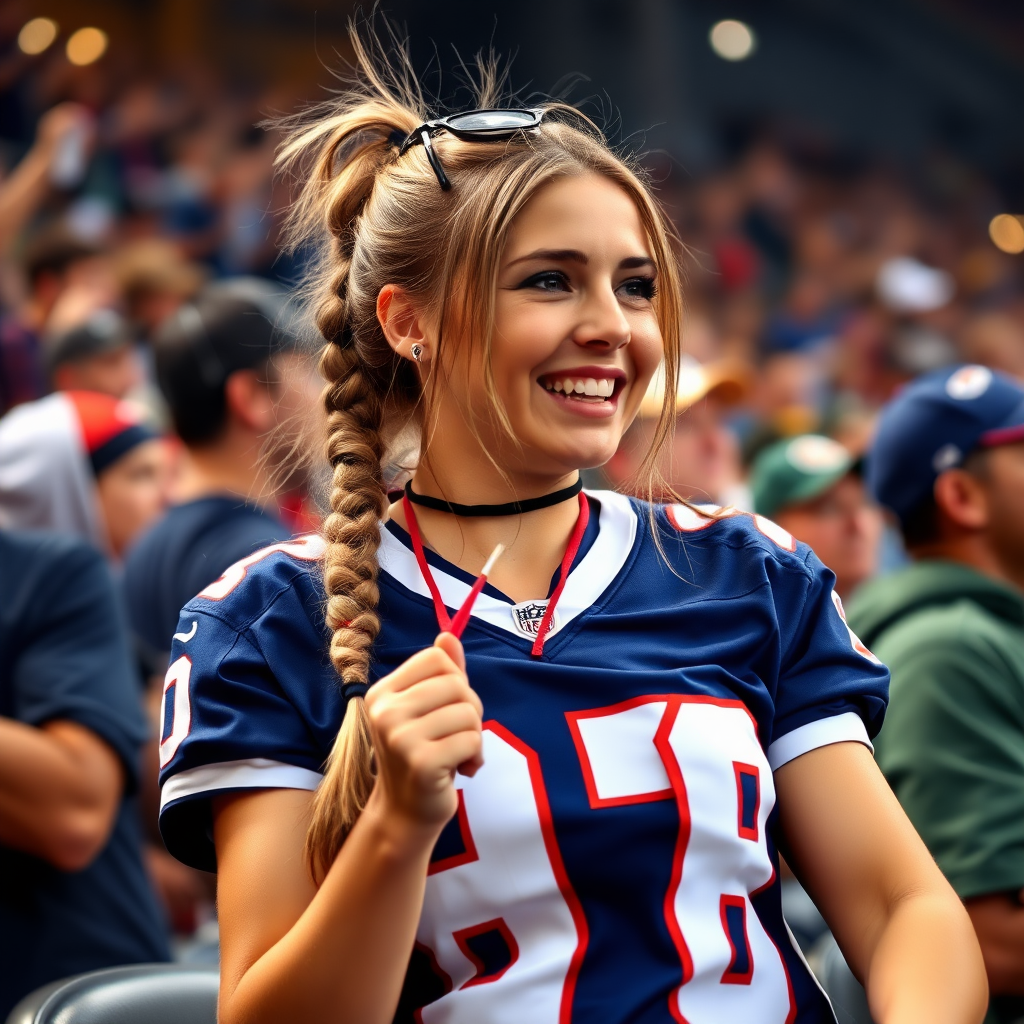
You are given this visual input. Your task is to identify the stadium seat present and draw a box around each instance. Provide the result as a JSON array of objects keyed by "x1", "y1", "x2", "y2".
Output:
[
  {"x1": 813, "y1": 932, "x2": 876, "y2": 1024},
  {"x1": 5, "y1": 964, "x2": 218, "y2": 1024}
]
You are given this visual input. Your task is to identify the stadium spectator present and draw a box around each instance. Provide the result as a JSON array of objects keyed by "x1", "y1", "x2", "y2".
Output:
[
  {"x1": 849, "y1": 364, "x2": 1024, "y2": 1024},
  {"x1": 0, "y1": 227, "x2": 111, "y2": 416},
  {"x1": 44, "y1": 308, "x2": 141, "y2": 398},
  {"x1": 0, "y1": 389, "x2": 169, "y2": 559},
  {"x1": 114, "y1": 239, "x2": 206, "y2": 341},
  {"x1": 121, "y1": 280, "x2": 319, "y2": 940},
  {"x1": 604, "y1": 355, "x2": 751, "y2": 505},
  {"x1": 0, "y1": 103, "x2": 97, "y2": 414},
  {"x1": 751, "y1": 434, "x2": 882, "y2": 598},
  {"x1": 0, "y1": 528, "x2": 169, "y2": 1019},
  {"x1": 0, "y1": 103, "x2": 94, "y2": 257},
  {"x1": 123, "y1": 280, "x2": 320, "y2": 679}
]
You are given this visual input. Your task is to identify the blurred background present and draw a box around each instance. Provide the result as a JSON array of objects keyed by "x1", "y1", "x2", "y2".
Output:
[
  {"x1": 3, "y1": 0, "x2": 1024, "y2": 992},
  {"x1": 4, "y1": 0, "x2": 1024, "y2": 465}
]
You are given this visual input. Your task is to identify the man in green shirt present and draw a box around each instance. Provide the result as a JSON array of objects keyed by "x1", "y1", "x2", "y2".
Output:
[{"x1": 848, "y1": 364, "x2": 1024, "y2": 1024}]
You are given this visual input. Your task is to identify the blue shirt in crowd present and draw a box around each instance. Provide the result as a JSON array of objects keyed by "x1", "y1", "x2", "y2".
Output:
[
  {"x1": 123, "y1": 495, "x2": 291, "y2": 677},
  {"x1": 0, "y1": 530, "x2": 170, "y2": 1019}
]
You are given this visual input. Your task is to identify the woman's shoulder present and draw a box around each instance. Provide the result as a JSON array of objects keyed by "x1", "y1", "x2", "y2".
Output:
[
  {"x1": 621, "y1": 495, "x2": 813, "y2": 574},
  {"x1": 180, "y1": 533, "x2": 327, "y2": 630}
]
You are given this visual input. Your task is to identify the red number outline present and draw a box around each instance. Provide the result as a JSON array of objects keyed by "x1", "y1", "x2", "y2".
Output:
[
  {"x1": 567, "y1": 694, "x2": 797, "y2": 1024},
  {"x1": 428, "y1": 789, "x2": 480, "y2": 875},
  {"x1": 719, "y1": 894, "x2": 754, "y2": 985},
  {"x1": 566, "y1": 695, "x2": 674, "y2": 809},
  {"x1": 197, "y1": 535, "x2": 324, "y2": 602},
  {"x1": 453, "y1": 917, "x2": 520, "y2": 988},
  {"x1": 733, "y1": 762, "x2": 761, "y2": 842},
  {"x1": 486, "y1": 721, "x2": 589, "y2": 1024},
  {"x1": 412, "y1": 941, "x2": 452, "y2": 1024}
]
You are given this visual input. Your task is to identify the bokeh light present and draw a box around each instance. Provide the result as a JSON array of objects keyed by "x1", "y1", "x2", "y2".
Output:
[
  {"x1": 989, "y1": 214, "x2": 1024, "y2": 254},
  {"x1": 66, "y1": 26, "x2": 107, "y2": 66},
  {"x1": 710, "y1": 20, "x2": 757, "y2": 61},
  {"x1": 17, "y1": 18, "x2": 58, "y2": 55}
]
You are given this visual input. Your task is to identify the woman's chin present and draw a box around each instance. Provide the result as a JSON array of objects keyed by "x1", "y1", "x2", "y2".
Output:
[{"x1": 520, "y1": 441, "x2": 620, "y2": 477}]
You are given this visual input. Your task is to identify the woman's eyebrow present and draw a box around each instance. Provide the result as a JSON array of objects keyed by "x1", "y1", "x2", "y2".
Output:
[
  {"x1": 506, "y1": 248, "x2": 587, "y2": 268},
  {"x1": 620, "y1": 256, "x2": 656, "y2": 271},
  {"x1": 504, "y1": 250, "x2": 656, "y2": 270}
]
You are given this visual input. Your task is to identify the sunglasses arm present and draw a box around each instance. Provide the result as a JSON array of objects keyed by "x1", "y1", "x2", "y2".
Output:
[{"x1": 418, "y1": 130, "x2": 452, "y2": 192}]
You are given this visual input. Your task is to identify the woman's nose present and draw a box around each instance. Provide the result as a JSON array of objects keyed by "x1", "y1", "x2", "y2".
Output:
[{"x1": 572, "y1": 287, "x2": 631, "y2": 350}]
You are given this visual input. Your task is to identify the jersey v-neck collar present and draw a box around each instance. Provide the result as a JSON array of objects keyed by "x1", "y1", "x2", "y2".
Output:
[{"x1": 377, "y1": 489, "x2": 638, "y2": 643}]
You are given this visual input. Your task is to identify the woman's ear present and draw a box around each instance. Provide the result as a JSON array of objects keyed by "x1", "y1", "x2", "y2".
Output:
[{"x1": 377, "y1": 284, "x2": 432, "y2": 364}]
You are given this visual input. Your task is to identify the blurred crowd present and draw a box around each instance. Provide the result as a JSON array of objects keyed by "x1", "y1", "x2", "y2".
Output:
[{"x1": 3, "y1": 22, "x2": 1024, "y2": 1024}]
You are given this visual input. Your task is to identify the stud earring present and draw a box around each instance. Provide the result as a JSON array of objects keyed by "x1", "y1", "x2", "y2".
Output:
[{"x1": 411, "y1": 343, "x2": 423, "y2": 362}]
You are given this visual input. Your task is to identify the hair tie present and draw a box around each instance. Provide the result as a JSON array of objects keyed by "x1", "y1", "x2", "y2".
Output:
[{"x1": 342, "y1": 681, "x2": 369, "y2": 701}]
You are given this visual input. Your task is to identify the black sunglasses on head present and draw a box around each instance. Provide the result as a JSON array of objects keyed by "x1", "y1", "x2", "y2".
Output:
[{"x1": 399, "y1": 108, "x2": 548, "y2": 191}]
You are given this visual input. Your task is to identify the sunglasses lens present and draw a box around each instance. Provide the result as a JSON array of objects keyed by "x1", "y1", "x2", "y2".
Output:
[{"x1": 446, "y1": 109, "x2": 538, "y2": 132}]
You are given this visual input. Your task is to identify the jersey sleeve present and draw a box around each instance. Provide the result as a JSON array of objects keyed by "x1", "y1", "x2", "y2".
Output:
[
  {"x1": 766, "y1": 545, "x2": 889, "y2": 771},
  {"x1": 157, "y1": 544, "x2": 334, "y2": 871}
]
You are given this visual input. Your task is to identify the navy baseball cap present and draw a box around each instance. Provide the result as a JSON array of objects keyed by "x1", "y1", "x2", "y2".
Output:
[{"x1": 867, "y1": 364, "x2": 1024, "y2": 525}]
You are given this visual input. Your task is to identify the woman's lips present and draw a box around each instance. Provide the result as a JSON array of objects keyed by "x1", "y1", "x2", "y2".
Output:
[{"x1": 538, "y1": 373, "x2": 624, "y2": 418}]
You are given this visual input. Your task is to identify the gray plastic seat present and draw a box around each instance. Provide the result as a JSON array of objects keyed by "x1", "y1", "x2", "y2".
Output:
[{"x1": 5, "y1": 964, "x2": 218, "y2": 1024}]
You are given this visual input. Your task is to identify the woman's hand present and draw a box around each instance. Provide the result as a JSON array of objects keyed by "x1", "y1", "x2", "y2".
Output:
[{"x1": 364, "y1": 632, "x2": 484, "y2": 831}]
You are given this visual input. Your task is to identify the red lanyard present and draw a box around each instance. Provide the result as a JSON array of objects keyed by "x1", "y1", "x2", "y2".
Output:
[{"x1": 400, "y1": 491, "x2": 590, "y2": 656}]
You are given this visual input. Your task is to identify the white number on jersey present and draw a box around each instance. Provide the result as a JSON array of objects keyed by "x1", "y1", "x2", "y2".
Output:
[
  {"x1": 566, "y1": 695, "x2": 795, "y2": 1024},
  {"x1": 159, "y1": 655, "x2": 193, "y2": 768},
  {"x1": 417, "y1": 702, "x2": 795, "y2": 1023},
  {"x1": 416, "y1": 723, "x2": 587, "y2": 1024}
]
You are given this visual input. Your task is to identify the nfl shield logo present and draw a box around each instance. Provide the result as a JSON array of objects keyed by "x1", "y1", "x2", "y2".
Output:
[{"x1": 510, "y1": 600, "x2": 554, "y2": 639}]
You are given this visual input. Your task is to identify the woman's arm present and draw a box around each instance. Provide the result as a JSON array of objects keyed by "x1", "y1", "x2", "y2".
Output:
[
  {"x1": 214, "y1": 633, "x2": 483, "y2": 1024},
  {"x1": 776, "y1": 741, "x2": 988, "y2": 1024}
]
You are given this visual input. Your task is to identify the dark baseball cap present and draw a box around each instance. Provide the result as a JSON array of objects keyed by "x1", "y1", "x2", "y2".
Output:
[
  {"x1": 153, "y1": 278, "x2": 302, "y2": 444},
  {"x1": 44, "y1": 308, "x2": 133, "y2": 374},
  {"x1": 751, "y1": 435, "x2": 858, "y2": 519},
  {"x1": 866, "y1": 364, "x2": 1024, "y2": 525}
]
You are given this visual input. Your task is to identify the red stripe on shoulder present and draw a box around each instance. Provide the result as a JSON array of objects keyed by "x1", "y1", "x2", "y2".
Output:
[{"x1": 197, "y1": 534, "x2": 325, "y2": 601}]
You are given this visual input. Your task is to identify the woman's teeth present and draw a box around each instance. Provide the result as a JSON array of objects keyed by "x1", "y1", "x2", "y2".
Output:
[{"x1": 544, "y1": 377, "x2": 616, "y2": 399}]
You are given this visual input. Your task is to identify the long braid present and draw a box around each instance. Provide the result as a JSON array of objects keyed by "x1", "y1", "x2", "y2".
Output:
[{"x1": 305, "y1": 265, "x2": 390, "y2": 880}]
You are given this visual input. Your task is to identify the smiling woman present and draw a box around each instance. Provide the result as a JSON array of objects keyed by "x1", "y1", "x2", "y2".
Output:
[{"x1": 154, "y1": 25, "x2": 986, "y2": 1024}]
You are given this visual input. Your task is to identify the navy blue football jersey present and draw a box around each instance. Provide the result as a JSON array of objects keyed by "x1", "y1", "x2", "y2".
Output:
[{"x1": 159, "y1": 491, "x2": 888, "y2": 1024}]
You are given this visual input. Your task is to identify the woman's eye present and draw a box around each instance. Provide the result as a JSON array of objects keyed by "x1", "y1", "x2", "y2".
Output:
[
  {"x1": 619, "y1": 276, "x2": 658, "y2": 300},
  {"x1": 518, "y1": 271, "x2": 571, "y2": 292}
]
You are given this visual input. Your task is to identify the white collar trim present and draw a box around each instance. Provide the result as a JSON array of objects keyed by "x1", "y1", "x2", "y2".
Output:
[{"x1": 377, "y1": 489, "x2": 638, "y2": 641}]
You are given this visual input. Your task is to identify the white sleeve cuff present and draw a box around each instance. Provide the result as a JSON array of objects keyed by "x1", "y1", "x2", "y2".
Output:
[
  {"x1": 767, "y1": 712, "x2": 872, "y2": 771},
  {"x1": 160, "y1": 757, "x2": 322, "y2": 812}
]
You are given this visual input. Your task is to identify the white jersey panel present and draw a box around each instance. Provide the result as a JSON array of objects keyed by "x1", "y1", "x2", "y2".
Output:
[
  {"x1": 569, "y1": 696, "x2": 794, "y2": 1024},
  {"x1": 668, "y1": 701, "x2": 792, "y2": 1024},
  {"x1": 417, "y1": 725, "x2": 584, "y2": 1024}
]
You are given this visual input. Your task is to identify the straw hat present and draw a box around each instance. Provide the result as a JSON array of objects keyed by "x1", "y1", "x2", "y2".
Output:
[{"x1": 638, "y1": 356, "x2": 752, "y2": 418}]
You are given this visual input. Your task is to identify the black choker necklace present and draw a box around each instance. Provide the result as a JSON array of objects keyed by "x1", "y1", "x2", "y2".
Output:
[{"x1": 404, "y1": 477, "x2": 583, "y2": 517}]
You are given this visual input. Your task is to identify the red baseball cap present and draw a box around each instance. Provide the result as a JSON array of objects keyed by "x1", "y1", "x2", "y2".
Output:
[{"x1": 65, "y1": 390, "x2": 159, "y2": 476}]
